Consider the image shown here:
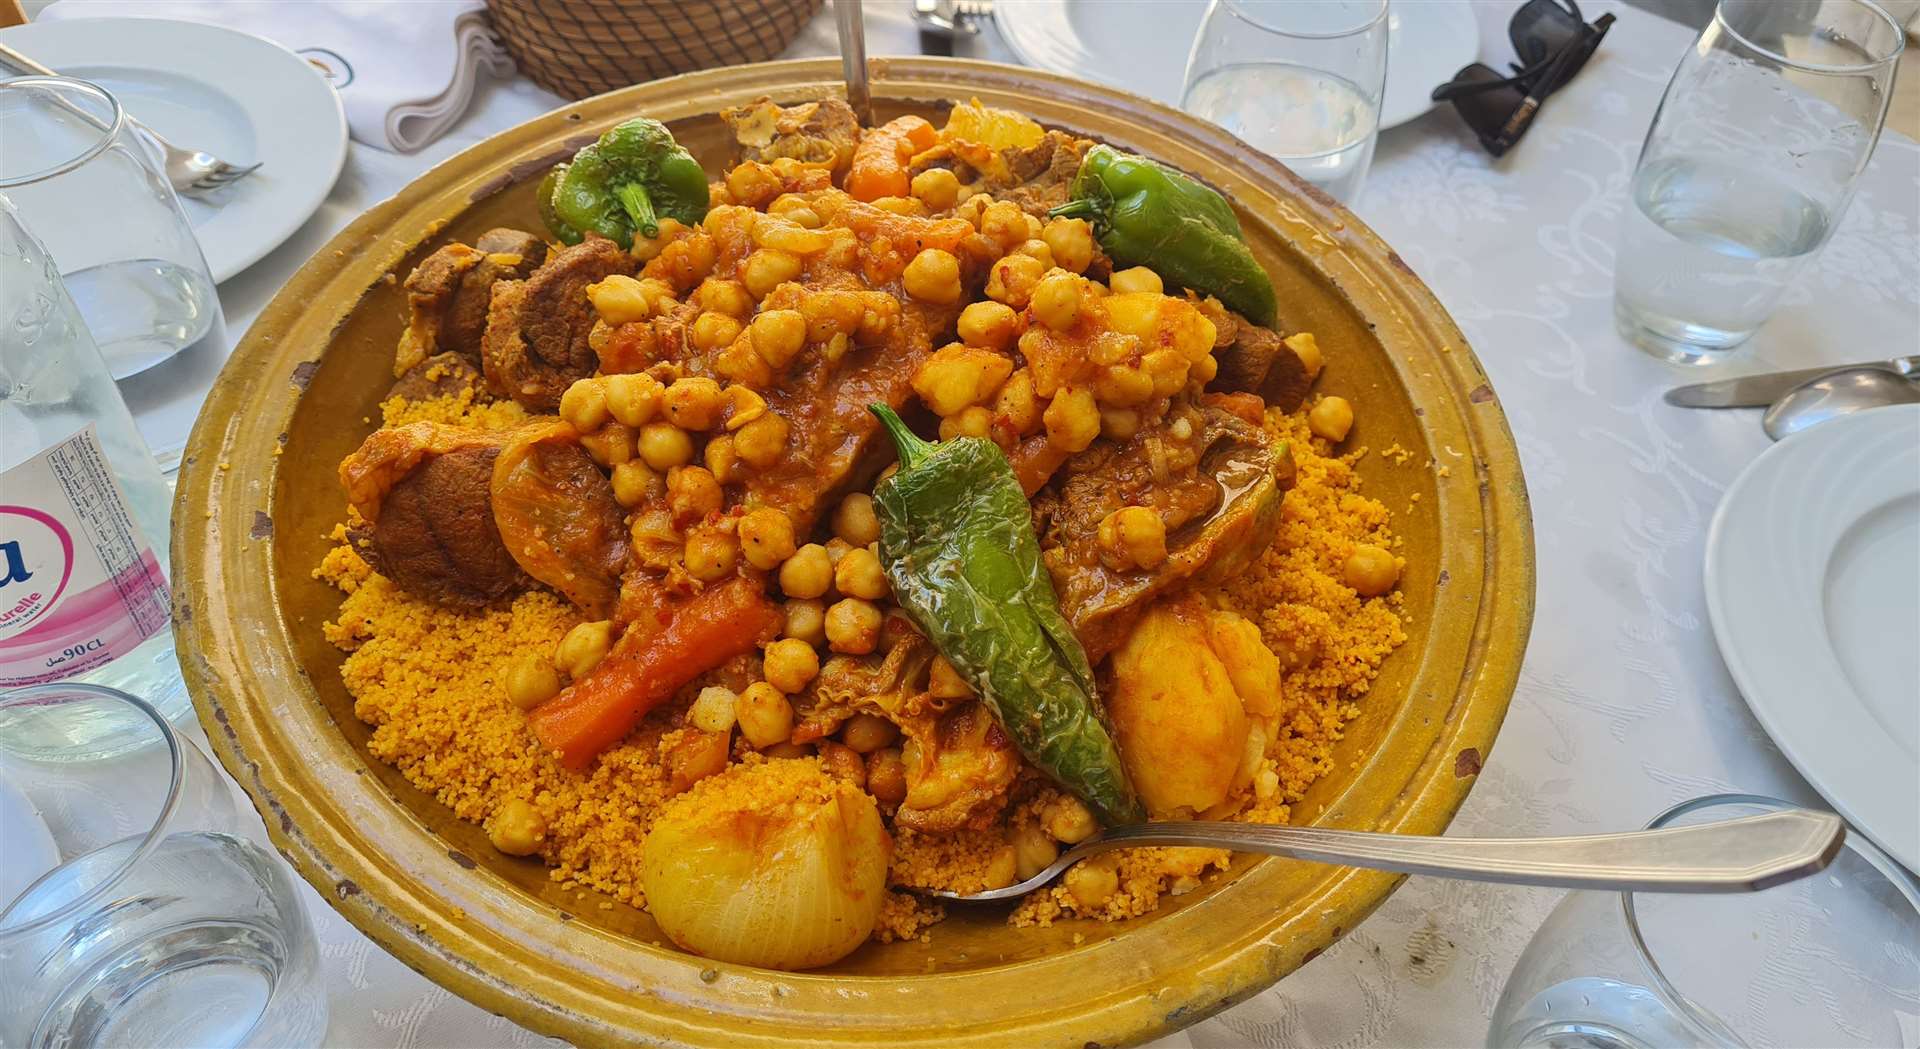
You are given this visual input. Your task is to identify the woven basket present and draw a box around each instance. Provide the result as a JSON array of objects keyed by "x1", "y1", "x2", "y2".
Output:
[{"x1": 487, "y1": 0, "x2": 824, "y2": 100}]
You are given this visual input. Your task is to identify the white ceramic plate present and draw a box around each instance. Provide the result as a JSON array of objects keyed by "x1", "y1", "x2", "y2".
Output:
[
  {"x1": 0, "y1": 17, "x2": 348, "y2": 285},
  {"x1": 994, "y1": 0, "x2": 1477, "y2": 132},
  {"x1": 1705, "y1": 404, "x2": 1920, "y2": 871}
]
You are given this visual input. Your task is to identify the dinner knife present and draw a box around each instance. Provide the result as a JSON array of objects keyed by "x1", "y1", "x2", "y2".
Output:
[{"x1": 1664, "y1": 355, "x2": 1920, "y2": 408}]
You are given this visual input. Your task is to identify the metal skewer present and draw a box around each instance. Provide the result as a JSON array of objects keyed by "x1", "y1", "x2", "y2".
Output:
[{"x1": 835, "y1": 0, "x2": 874, "y2": 126}]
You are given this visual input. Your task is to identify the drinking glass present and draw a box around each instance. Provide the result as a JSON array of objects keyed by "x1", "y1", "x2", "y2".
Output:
[
  {"x1": 0, "y1": 683, "x2": 328, "y2": 1048},
  {"x1": 0, "y1": 76, "x2": 224, "y2": 380},
  {"x1": 1489, "y1": 794, "x2": 1920, "y2": 1049},
  {"x1": 1181, "y1": 0, "x2": 1388, "y2": 204},
  {"x1": 1613, "y1": 0, "x2": 1904, "y2": 365}
]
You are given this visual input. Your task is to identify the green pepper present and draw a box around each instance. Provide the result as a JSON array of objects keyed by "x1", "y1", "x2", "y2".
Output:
[
  {"x1": 539, "y1": 118, "x2": 710, "y2": 249},
  {"x1": 868, "y1": 405, "x2": 1145, "y2": 827},
  {"x1": 1050, "y1": 144, "x2": 1277, "y2": 327}
]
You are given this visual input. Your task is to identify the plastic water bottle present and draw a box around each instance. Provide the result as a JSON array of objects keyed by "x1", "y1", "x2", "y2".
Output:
[{"x1": 0, "y1": 195, "x2": 186, "y2": 759}]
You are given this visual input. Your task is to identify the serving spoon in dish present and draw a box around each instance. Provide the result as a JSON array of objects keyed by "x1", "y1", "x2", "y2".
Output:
[{"x1": 914, "y1": 808, "x2": 1845, "y2": 901}]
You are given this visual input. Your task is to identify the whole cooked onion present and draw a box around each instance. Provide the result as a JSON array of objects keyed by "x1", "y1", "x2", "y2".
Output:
[{"x1": 641, "y1": 759, "x2": 892, "y2": 970}]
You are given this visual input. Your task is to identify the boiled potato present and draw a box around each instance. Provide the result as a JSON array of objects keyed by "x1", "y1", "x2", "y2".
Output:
[
  {"x1": 641, "y1": 762, "x2": 891, "y2": 970},
  {"x1": 1108, "y1": 597, "x2": 1249, "y2": 815},
  {"x1": 1205, "y1": 609, "x2": 1283, "y2": 718}
]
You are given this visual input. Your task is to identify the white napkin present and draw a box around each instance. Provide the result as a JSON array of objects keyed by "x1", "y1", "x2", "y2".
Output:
[{"x1": 39, "y1": 0, "x2": 516, "y2": 153}]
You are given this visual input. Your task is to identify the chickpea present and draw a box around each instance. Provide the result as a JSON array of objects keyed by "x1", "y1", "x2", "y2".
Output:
[
  {"x1": 833, "y1": 547, "x2": 890, "y2": 601},
  {"x1": 840, "y1": 712, "x2": 898, "y2": 754},
  {"x1": 872, "y1": 195, "x2": 927, "y2": 217},
  {"x1": 763, "y1": 740, "x2": 813, "y2": 760},
  {"x1": 1041, "y1": 217, "x2": 1095, "y2": 274},
  {"x1": 1042, "y1": 796, "x2": 1099, "y2": 844},
  {"x1": 487, "y1": 798, "x2": 545, "y2": 856},
  {"x1": 603, "y1": 372, "x2": 663, "y2": 428},
  {"x1": 735, "y1": 681, "x2": 795, "y2": 748},
  {"x1": 984, "y1": 252, "x2": 1046, "y2": 309},
  {"x1": 663, "y1": 377, "x2": 726, "y2": 431},
  {"x1": 762, "y1": 637, "x2": 821, "y2": 694},
  {"x1": 927, "y1": 655, "x2": 973, "y2": 700},
  {"x1": 577, "y1": 422, "x2": 635, "y2": 468},
  {"x1": 703, "y1": 434, "x2": 739, "y2": 484},
  {"x1": 1011, "y1": 241, "x2": 1054, "y2": 273},
  {"x1": 738, "y1": 507, "x2": 798, "y2": 570},
  {"x1": 554, "y1": 620, "x2": 613, "y2": 678},
  {"x1": 505, "y1": 651, "x2": 561, "y2": 710},
  {"x1": 866, "y1": 747, "x2": 908, "y2": 805},
  {"x1": 1099, "y1": 408, "x2": 1141, "y2": 442},
  {"x1": 751, "y1": 213, "x2": 832, "y2": 255},
  {"x1": 559, "y1": 378, "x2": 609, "y2": 432},
  {"x1": 1011, "y1": 820, "x2": 1059, "y2": 881},
  {"x1": 939, "y1": 405, "x2": 994, "y2": 442},
  {"x1": 1029, "y1": 273, "x2": 1082, "y2": 332},
  {"x1": 1191, "y1": 352, "x2": 1219, "y2": 384},
  {"x1": 690, "y1": 685, "x2": 739, "y2": 733},
  {"x1": 586, "y1": 274, "x2": 653, "y2": 325},
  {"x1": 914, "y1": 344, "x2": 1015, "y2": 417},
  {"x1": 1097, "y1": 506, "x2": 1165, "y2": 570},
  {"x1": 1109, "y1": 265, "x2": 1164, "y2": 295},
  {"x1": 1283, "y1": 331, "x2": 1323, "y2": 379},
  {"x1": 722, "y1": 384, "x2": 768, "y2": 430},
  {"x1": 800, "y1": 289, "x2": 865, "y2": 340},
  {"x1": 1344, "y1": 543, "x2": 1400, "y2": 597},
  {"x1": 638, "y1": 422, "x2": 694, "y2": 470},
  {"x1": 609, "y1": 460, "x2": 661, "y2": 508},
  {"x1": 824, "y1": 538, "x2": 854, "y2": 566},
  {"x1": 1141, "y1": 349, "x2": 1192, "y2": 397},
  {"x1": 832, "y1": 493, "x2": 882, "y2": 547},
  {"x1": 666, "y1": 465, "x2": 723, "y2": 526},
  {"x1": 694, "y1": 278, "x2": 754, "y2": 319},
  {"x1": 825, "y1": 598, "x2": 883, "y2": 654},
  {"x1": 689, "y1": 310, "x2": 744, "y2": 353},
  {"x1": 1308, "y1": 395, "x2": 1354, "y2": 442},
  {"x1": 727, "y1": 162, "x2": 783, "y2": 208},
  {"x1": 783, "y1": 598, "x2": 827, "y2": 645},
  {"x1": 732, "y1": 412, "x2": 789, "y2": 468},
  {"x1": 1064, "y1": 858, "x2": 1119, "y2": 909},
  {"x1": 750, "y1": 308, "x2": 808, "y2": 368},
  {"x1": 994, "y1": 369, "x2": 1042, "y2": 436},
  {"x1": 683, "y1": 526, "x2": 739, "y2": 582},
  {"x1": 817, "y1": 739, "x2": 867, "y2": 788},
  {"x1": 778, "y1": 543, "x2": 834, "y2": 599},
  {"x1": 956, "y1": 300, "x2": 1019, "y2": 351},
  {"x1": 909, "y1": 167, "x2": 961, "y2": 210},
  {"x1": 979, "y1": 200, "x2": 1029, "y2": 251},
  {"x1": 1091, "y1": 364, "x2": 1151, "y2": 409},
  {"x1": 1043, "y1": 386, "x2": 1101, "y2": 453},
  {"x1": 741, "y1": 248, "x2": 803, "y2": 299},
  {"x1": 903, "y1": 248, "x2": 963, "y2": 305}
]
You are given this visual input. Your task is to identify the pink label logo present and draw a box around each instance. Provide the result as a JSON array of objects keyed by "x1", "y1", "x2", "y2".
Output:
[{"x1": 0, "y1": 505, "x2": 74, "y2": 641}]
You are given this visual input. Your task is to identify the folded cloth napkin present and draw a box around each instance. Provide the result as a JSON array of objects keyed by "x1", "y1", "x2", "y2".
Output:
[{"x1": 40, "y1": 0, "x2": 515, "y2": 153}]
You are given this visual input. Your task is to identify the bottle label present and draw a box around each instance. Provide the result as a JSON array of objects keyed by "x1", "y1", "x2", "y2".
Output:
[{"x1": 0, "y1": 425, "x2": 172, "y2": 687}]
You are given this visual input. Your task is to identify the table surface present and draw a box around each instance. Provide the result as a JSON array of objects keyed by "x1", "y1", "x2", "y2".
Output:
[{"x1": 117, "y1": 1, "x2": 1918, "y2": 1046}]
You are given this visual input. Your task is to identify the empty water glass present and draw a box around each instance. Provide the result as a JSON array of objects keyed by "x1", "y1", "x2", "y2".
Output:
[
  {"x1": 1613, "y1": 0, "x2": 1904, "y2": 364},
  {"x1": 1181, "y1": 0, "x2": 1388, "y2": 204},
  {"x1": 0, "y1": 76, "x2": 224, "y2": 380},
  {"x1": 1488, "y1": 794, "x2": 1920, "y2": 1049},
  {"x1": 0, "y1": 683, "x2": 327, "y2": 1048}
]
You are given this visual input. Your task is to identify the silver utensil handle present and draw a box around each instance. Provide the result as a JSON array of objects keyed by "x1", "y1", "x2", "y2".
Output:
[
  {"x1": 1093, "y1": 809, "x2": 1844, "y2": 893},
  {"x1": 835, "y1": 0, "x2": 874, "y2": 127}
]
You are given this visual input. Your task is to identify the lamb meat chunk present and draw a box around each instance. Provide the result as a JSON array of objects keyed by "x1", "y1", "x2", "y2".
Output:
[
  {"x1": 492, "y1": 420, "x2": 631, "y2": 620},
  {"x1": 338, "y1": 422, "x2": 529, "y2": 608},
  {"x1": 387, "y1": 351, "x2": 484, "y2": 404},
  {"x1": 394, "y1": 228, "x2": 548, "y2": 376},
  {"x1": 918, "y1": 130, "x2": 1091, "y2": 218},
  {"x1": 1032, "y1": 402, "x2": 1294, "y2": 662},
  {"x1": 722, "y1": 97, "x2": 861, "y2": 173},
  {"x1": 1205, "y1": 305, "x2": 1314, "y2": 413},
  {"x1": 481, "y1": 235, "x2": 630, "y2": 412}
]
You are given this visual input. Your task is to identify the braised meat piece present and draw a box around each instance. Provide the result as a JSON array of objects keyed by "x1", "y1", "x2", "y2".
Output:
[
  {"x1": 394, "y1": 228, "x2": 547, "y2": 376},
  {"x1": 1204, "y1": 303, "x2": 1314, "y2": 413},
  {"x1": 1031, "y1": 402, "x2": 1294, "y2": 661},
  {"x1": 722, "y1": 97, "x2": 861, "y2": 173},
  {"x1": 338, "y1": 422, "x2": 529, "y2": 608},
  {"x1": 387, "y1": 351, "x2": 484, "y2": 403},
  {"x1": 481, "y1": 235, "x2": 631, "y2": 412},
  {"x1": 913, "y1": 130, "x2": 1091, "y2": 218},
  {"x1": 491, "y1": 421, "x2": 630, "y2": 620}
]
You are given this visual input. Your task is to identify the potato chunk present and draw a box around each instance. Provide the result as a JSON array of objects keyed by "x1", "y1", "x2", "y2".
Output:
[{"x1": 1108, "y1": 597, "x2": 1250, "y2": 816}]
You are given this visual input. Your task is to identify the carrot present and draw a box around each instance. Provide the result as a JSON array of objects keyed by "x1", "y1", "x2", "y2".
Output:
[
  {"x1": 529, "y1": 577, "x2": 780, "y2": 769},
  {"x1": 845, "y1": 115, "x2": 937, "y2": 202}
]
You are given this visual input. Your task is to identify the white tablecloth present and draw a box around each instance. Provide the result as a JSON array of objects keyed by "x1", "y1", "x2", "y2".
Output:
[{"x1": 135, "y1": 2, "x2": 1919, "y2": 1046}]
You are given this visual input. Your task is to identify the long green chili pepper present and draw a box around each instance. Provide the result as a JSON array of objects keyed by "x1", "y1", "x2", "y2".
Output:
[
  {"x1": 1051, "y1": 144, "x2": 1277, "y2": 327},
  {"x1": 867, "y1": 405, "x2": 1145, "y2": 827},
  {"x1": 539, "y1": 117, "x2": 710, "y2": 248}
]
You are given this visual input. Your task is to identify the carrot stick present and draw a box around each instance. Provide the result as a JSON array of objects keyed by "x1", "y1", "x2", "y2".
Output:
[
  {"x1": 530, "y1": 577, "x2": 780, "y2": 769},
  {"x1": 846, "y1": 115, "x2": 937, "y2": 202}
]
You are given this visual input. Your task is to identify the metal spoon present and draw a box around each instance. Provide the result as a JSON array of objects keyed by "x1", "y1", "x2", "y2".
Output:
[
  {"x1": 1763, "y1": 367, "x2": 1920, "y2": 440},
  {"x1": 835, "y1": 0, "x2": 874, "y2": 127},
  {"x1": 915, "y1": 809, "x2": 1844, "y2": 902}
]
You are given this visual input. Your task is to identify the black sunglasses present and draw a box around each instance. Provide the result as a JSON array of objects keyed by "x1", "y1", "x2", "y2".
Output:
[{"x1": 1431, "y1": 0, "x2": 1616, "y2": 157}]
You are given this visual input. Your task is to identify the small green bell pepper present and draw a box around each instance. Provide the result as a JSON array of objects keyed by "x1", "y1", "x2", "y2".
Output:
[
  {"x1": 1051, "y1": 144, "x2": 1277, "y2": 327},
  {"x1": 539, "y1": 118, "x2": 710, "y2": 248},
  {"x1": 868, "y1": 405, "x2": 1146, "y2": 827}
]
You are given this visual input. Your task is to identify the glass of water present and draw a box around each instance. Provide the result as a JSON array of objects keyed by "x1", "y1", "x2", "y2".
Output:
[
  {"x1": 0, "y1": 683, "x2": 327, "y2": 1048},
  {"x1": 0, "y1": 76, "x2": 224, "y2": 380},
  {"x1": 1181, "y1": 0, "x2": 1388, "y2": 204},
  {"x1": 1614, "y1": 0, "x2": 1904, "y2": 364},
  {"x1": 1488, "y1": 794, "x2": 1920, "y2": 1049}
]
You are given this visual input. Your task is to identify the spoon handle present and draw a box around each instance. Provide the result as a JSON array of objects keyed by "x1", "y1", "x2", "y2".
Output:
[
  {"x1": 835, "y1": 0, "x2": 874, "y2": 127},
  {"x1": 1088, "y1": 809, "x2": 1844, "y2": 893}
]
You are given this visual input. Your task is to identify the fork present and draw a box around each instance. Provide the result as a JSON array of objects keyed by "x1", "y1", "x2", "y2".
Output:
[
  {"x1": 912, "y1": 0, "x2": 994, "y2": 36},
  {"x1": 913, "y1": 808, "x2": 1845, "y2": 901},
  {"x1": 0, "y1": 41, "x2": 261, "y2": 196}
]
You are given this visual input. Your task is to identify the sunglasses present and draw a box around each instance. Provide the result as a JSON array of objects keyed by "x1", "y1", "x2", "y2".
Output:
[{"x1": 1432, "y1": 0, "x2": 1616, "y2": 157}]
